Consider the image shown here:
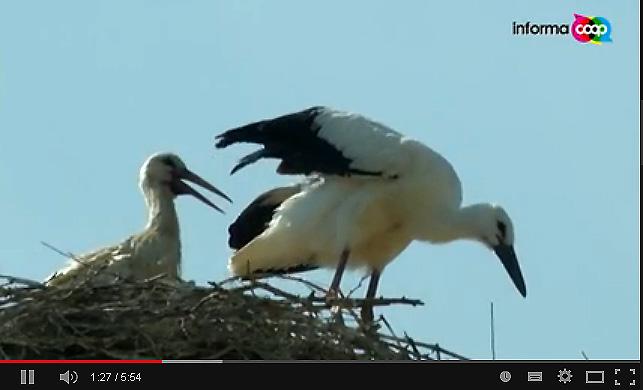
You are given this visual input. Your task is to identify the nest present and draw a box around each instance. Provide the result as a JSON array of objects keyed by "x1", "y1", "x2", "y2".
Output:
[{"x1": 0, "y1": 274, "x2": 467, "y2": 360}]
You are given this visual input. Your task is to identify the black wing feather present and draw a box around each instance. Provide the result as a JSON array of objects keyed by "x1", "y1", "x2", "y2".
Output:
[
  {"x1": 228, "y1": 185, "x2": 298, "y2": 250},
  {"x1": 228, "y1": 184, "x2": 320, "y2": 276},
  {"x1": 215, "y1": 106, "x2": 381, "y2": 177}
]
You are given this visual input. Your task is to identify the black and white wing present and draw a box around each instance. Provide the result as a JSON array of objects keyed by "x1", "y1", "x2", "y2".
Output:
[
  {"x1": 227, "y1": 184, "x2": 302, "y2": 250},
  {"x1": 215, "y1": 106, "x2": 412, "y2": 179},
  {"x1": 226, "y1": 182, "x2": 320, "y2": 275}
]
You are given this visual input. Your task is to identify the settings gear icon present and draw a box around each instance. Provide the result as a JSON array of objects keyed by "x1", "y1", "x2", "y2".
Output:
[{"x1": 558, "y1": 368, "x2": 573, "y2": 384}]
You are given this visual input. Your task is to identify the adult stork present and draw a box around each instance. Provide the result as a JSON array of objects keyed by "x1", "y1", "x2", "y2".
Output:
[
  {"x1": 215, "y1": 106, "x2": 526, "y2": 322},
  {"x1": 45, "y1": 152, "x2": 232, "y2": 287}
]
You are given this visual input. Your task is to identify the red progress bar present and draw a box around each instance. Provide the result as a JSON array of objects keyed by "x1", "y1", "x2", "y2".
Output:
[{"x1": 0, "y1": 360, "x2": 162, "y2": 364}]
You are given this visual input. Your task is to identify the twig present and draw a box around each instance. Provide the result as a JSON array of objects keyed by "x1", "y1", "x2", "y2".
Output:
[
  {"x1": 276, "y1": 274, "x2": 328, "y2": 294},
  {"x1": 190, "y1": 291, "x2": 221, "y2": 313},
  {"x1": 39, "y1": 240, "x2": 133, "y2": 287},
  {"x1": 335, "y1": 296, "x2": 424, "y2": 308},
  {"x1": 0, "y1": 345, "x2": 9, "y2": 359},
  {"x1": 178, "y1": 317, "x2": 190, "y2": 339},
  {"x1": 40, "y1": 241, "x2": 76, "y2": 259},
  {"x1": 141, "y1": 273, "x2": 170, "y2": 283},
  {"x1": 403, "y1": 332, "x2": 423, "y2": 358},
  {"x1": 378, "y1": 334, "x2": 469, "y2": 360},
  {"x1": 284, "y1": 289, "x2": 421, "y2": 308},
  {"x1": 347, "y1": 275, "x2": 369, "y2": 297},
  {"x1": 239, "y1": 280, "x2": 424, "y2": 309},
  {"x1": 377, "y1": 338, "x2": 434, "y2": 360},
  {"x1": 211, "y1": 345, "x2": 235, "y2": 359},
  {"x1": 51, "y1": 311, "x2": 84, "y2": 337},
  {"x1": 378, "y1": 315, "x2": 402, "y2": 350},
  {"x1": 249, "y1": 281, "x2": 310, "y2": 303},
  {"x1": 137, "y1": 329, "x2": 160, "y2": 357},
  {"x1": 340, "y1": 305, "x2": 362, "y2": 327},
  {"x1": 214, "y1": 276, "x2": 244, "y2": 287},
  {"x1": 380, "y1": 315, "x2": 399, "y2": 341},
  {"x1": 206, "y1": 276, "x2": 248, "y2": 294}
]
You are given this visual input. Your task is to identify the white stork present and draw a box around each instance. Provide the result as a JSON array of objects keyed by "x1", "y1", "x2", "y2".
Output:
[
  {"x1": 215, "y1": 106, "x2": 526, "y2": 322},
  {"x1": 45, "y1": 152, "x2": 232, "y2": 287}
]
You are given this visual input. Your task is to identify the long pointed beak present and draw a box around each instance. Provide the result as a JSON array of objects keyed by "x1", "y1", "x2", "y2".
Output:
[
  {"x1": 171, "y1": 168, "x2": 232, "y2": 213},
  {"x1": 493, "y1": 243, "x2": 527, "y2": 297}
]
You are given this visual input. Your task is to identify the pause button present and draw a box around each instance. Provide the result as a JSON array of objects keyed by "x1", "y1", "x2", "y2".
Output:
[{"x1": 20, "y1": 370, "x2": 35, "y2": 385}]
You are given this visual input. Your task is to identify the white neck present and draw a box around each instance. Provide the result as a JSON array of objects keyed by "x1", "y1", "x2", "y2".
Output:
[
  {"x1": 142, "y1": 184, "x2": 180, "y2": 236},
  {"x1": 417, "y1": 204, "x2": 489, "y2": 244}
]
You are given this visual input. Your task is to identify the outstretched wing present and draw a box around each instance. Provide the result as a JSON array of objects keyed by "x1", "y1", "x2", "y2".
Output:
[{"x1": 215, "y1": 106, "x2": 411, "y2": 179}]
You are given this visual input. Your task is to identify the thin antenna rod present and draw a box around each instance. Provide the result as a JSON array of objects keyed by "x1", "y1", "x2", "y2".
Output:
[{"x1": 490, "y1": 301, "x2": 496, "y2": 360}]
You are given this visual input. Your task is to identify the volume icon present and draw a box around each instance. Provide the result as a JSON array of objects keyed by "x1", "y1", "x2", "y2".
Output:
[{"x1": 59, "y1": 370, "x2": 78, "y2": 384}]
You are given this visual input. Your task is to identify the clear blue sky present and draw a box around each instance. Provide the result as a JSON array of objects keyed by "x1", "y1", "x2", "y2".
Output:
[{"x1": 0, "y1": 1, "x2": 638, "y2": 360}]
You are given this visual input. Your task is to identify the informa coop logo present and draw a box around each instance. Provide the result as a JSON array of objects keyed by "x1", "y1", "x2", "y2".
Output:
[
  {"x1": 571, "y1": 13, "x2": 612, "y2": 44},
  {"x1": 512, "y1": 13, "x2": 612, "y2": 45}
]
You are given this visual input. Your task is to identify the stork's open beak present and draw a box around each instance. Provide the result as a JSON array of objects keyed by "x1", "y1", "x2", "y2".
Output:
[
  {"x1": 170, "y1": 168, "x2": 232, "y2": 213},
  {"x1": 493, "y1": 243, "x2": 527, "y2": 297}
]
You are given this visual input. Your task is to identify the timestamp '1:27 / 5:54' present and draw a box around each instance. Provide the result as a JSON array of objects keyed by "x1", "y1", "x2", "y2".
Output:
[{"x1": 90, "y1": 372, "x2": 142, "y2": 382}]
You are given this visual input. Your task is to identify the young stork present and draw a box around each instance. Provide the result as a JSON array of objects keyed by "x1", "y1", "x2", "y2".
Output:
[
  {"x1": 45, "y1": 152, "x2": 232, "y2": 287},
  {"x1": 215, "y1": 106, "x2": 526, "y2": 322}
]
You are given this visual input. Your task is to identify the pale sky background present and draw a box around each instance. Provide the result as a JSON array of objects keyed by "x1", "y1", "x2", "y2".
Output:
[{"x1": 0, "y1": 1, "x2": 638, "y2": 360}]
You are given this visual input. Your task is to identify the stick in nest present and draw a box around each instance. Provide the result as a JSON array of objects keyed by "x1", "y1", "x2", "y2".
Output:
[{"x1": 247, "y1": 280, "x2": 424, "y2": 309}]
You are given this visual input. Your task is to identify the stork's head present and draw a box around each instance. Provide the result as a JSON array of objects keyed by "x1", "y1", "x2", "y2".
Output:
[
  {"x1": 467, "y1": 203, "x2": 526, "y2": 298},
  {"x1": 139, "y1": 152, "x2": 232, "y2": 213}
]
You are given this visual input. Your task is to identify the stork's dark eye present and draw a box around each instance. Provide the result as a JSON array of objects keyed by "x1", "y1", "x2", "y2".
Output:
[
  {"x1": 497, "y1": 221, "x2": 507, "y2": 238},
  {"x1": 162, "y1": 157, "x2": 177, "y2": 168}
]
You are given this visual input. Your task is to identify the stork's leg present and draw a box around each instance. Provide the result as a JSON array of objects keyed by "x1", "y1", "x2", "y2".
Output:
[
  {"x1": 327, "y1": 248, "x2": 350, "y2": 299},
  {"x1": 361, "y1": 269, "x2": 381, "y2": 323}
]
